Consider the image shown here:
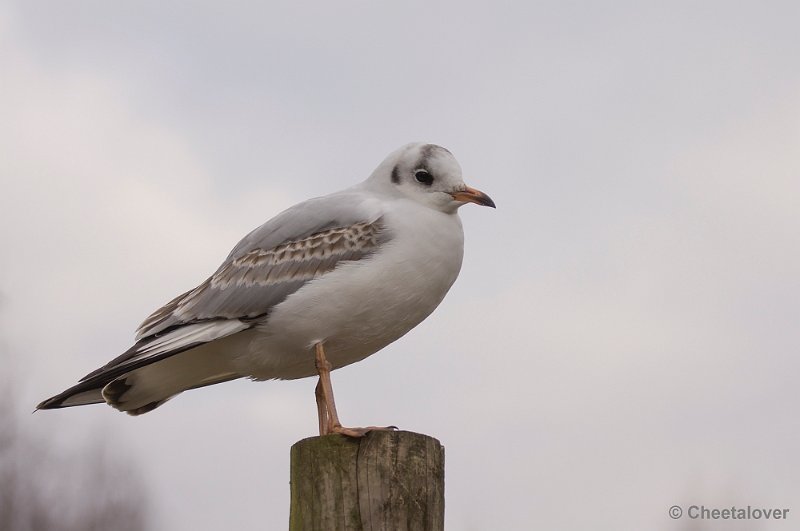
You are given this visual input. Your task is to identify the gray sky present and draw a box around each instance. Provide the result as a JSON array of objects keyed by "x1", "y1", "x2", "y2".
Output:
[{"x1": 2, "y1": 1, "x2": 799, "y2": 530}]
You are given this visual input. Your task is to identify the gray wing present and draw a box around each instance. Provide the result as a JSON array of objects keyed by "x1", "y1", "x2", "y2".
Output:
[{"x1": 135, "y1": 191, "x2": 390, "y2": 340}]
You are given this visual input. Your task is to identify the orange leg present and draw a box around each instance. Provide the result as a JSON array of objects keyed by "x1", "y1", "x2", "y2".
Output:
[{"x1": 314, "y1": 342, "x2": 395, "y2": 438}]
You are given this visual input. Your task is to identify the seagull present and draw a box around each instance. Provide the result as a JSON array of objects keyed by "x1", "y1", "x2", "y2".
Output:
[{"x1": 37, "y1": 142, "x2": 495, "y2": 436}]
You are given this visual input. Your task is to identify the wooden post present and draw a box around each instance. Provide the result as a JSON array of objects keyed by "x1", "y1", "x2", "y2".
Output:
[{"x1": 289, "y1": 430, "x2": 444, "y2": 531}]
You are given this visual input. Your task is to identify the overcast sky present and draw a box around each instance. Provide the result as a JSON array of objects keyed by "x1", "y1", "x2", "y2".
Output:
[{"x1": 2, "y1": 1, "x2": 799, "y2": 530}]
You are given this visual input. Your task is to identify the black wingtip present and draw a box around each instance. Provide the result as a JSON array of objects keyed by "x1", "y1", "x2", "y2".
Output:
[
  {"x1": 35, "y1": 396, "x2": 58, "y2": 411},
  {"x1": 35, "y1": 384, "x2": 107, "y2": 411}
]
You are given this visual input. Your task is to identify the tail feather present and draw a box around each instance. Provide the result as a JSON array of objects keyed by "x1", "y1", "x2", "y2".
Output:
[
  {"x1": 102, "y1": 343, "x2": 241, "y2": 415},
  {"x1": 37, "y1": 321, "x2": 251, "y2": 414}
]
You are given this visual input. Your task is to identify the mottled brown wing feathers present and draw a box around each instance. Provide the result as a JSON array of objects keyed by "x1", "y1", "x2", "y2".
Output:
[
  {"x1": 213, "y1": 221, "x2": 380, "y2": 288},
  {"x1": 136, "y1": 218, "x2": 387, "y2": 339}
]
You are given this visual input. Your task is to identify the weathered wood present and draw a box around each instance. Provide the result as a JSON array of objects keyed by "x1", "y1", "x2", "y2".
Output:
[{"x1": 289, "y1": 430, "x2": 444, "y2": 531}]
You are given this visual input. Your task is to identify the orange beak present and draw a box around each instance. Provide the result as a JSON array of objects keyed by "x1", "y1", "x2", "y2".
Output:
[{"x1": 450, "y1": 185, "x2": 496, "y2": 208}]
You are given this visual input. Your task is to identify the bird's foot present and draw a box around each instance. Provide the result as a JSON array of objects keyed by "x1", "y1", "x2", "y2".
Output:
[{"x1": 330, "y1": 424, "x2": 399, "y2": 438}]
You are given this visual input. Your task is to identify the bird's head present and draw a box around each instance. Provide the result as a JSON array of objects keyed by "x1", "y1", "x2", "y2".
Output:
[{"x1": 367, "y1": 143, "x2": 495, "y2": 213}]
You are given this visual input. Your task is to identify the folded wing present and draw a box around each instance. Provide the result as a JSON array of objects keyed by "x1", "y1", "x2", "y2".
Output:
[{"x1": 37, "y1": 192, "x2": 390, "y2": 412}]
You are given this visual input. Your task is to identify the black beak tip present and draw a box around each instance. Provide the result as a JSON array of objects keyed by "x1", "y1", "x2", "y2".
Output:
[{"x1": 481, "y1": 194, "x2": 496, "y2": 209}]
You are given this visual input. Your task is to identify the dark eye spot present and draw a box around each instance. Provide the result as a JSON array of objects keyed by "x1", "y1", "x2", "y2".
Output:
[{"x1": 414, "y1": 170, "x2": 434, "y2": 186}]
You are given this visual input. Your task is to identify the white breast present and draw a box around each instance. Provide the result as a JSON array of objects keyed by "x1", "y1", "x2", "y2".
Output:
[{"x1": 238, "y1": 199, "x2": 465, "y2": 380}]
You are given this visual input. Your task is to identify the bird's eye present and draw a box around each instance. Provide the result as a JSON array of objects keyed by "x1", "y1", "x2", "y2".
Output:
[{"x1": 414, "y1": 170, "x2": 434, "y2": 186}]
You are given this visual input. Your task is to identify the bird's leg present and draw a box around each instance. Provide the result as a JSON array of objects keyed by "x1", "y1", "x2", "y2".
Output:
[
  {"x1": 314, "y1": 342, "x2": 350, "y2": 436},
  {"x1": 314, "y1": 342, "x2": 393, "y2": 438},
  {"x1": 315, "y1": 378, "x2": 329, "y2": 436}
]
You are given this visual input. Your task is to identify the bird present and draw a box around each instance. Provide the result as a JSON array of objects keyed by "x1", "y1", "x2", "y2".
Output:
[{"x1": 37, "y1": 142, "x2": 495, "y2": 436}]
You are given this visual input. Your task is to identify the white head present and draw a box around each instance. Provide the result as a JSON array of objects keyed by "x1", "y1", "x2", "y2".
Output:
[{"x1": 365, "y1": 143, "x2": 495, "y2": 213}]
